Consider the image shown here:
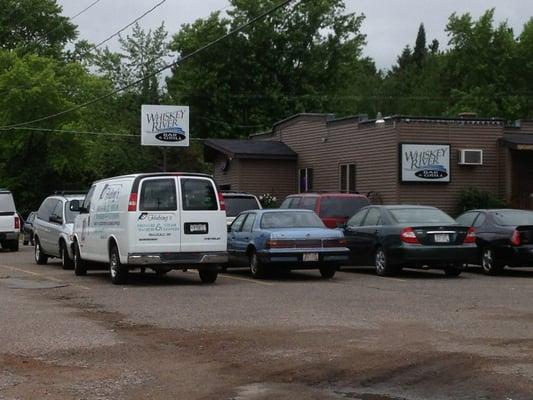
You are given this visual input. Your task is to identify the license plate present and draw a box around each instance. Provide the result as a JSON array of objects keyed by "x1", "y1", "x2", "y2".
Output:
[
  {"x1": 434, "y1": 234, "x2": 450, "y2": 243},
  {"x1": 190, "y1": 224, "x2": 207, "y2": 232},
  {"x1": 303, "y1": 253, "x2": 319, "y2": 262}
]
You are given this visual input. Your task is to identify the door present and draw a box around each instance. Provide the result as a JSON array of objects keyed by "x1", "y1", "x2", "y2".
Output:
[
  {"x1": 77, "y1": 185, "x2": 97, "y2": 259},
  {"x1": 179, "y1": 177, "x2": 226, "y2": 253},
  {"x1": 47, "y1": 200, "x2": 64, "y2": 257},
  {"x1": 227, "y1": 213, "x2": 248, "y2": 265},
  {"x1": 343, "y1": 208, "x2": 368, "y2": 265},
  {"x1": 135, "y1": 177, "x2": 180, "y2": 253},
  {"x1": 36, "y1": 198, "x2": 60, "y2": 254},
  {"x1": 233, "y1": 213, "x2": 256, "y2": 265},
  {"x1": 356, "y1": 207, "x2": 383, "y2": 263}
]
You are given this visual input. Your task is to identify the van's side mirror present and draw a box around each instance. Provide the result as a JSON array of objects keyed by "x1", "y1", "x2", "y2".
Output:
[{"x1": 69, "y1": 200, "x2": 80, "y2": 212}]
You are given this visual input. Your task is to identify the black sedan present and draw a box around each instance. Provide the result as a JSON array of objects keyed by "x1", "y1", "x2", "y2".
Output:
[
  {"x1": 341, "y1": 205, "x2": 476, "y2": 277},
  {"x1": 456, "y1": 209, "x2": 533, "y2": 274}
]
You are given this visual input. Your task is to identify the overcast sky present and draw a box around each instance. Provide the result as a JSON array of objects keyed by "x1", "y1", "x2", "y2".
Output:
[{"x1": 57, "y1": 0, "x2": 533, "y2": 70}]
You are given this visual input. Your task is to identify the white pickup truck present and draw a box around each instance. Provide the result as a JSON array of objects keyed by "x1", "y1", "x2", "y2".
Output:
[{"x1": 0, "y1": 189, "x2": 20, "y2": 251}]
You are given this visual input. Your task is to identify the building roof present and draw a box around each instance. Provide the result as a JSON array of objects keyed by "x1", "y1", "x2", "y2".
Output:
[
  {"x1": 502, "y1": 133, "x2": 533, "y2": 150},
  {"x1": 204, "y1": 139, "x2": 297, "y2": 161}
]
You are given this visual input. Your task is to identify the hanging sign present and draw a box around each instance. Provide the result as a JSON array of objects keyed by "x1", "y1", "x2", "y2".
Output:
[
  {"x1": 141, "y1": 105, "x2": 189, "y2": 147},
  {"x1": 400, "y1": 143, "x2": 451, "y2": 183}
]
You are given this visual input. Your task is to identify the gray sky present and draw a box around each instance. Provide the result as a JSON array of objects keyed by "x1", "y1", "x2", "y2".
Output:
[{"x1": 58, "y1": 0, "x2": 533, "y2": 70}]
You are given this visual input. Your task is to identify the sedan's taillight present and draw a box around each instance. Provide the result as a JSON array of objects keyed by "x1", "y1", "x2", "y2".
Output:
[
  {"x1": 510, "y1": 230, "x2": 521, "y2": 246},
  {"x1": 323, "y1": 238, "x2": 347, "y2": 248},
  {"x1": 127, "y1": 192, "x2": 138, "y2": 212},
  {"x1": 400, "y1": 227, "x2": 419, "y2": 244},
  {"x1": 266, "y1": 240, "x2": 294, "y2": 249},
  {"x1": 463, "y1": 227, "x2": 476, "y2": 244},
  {"x1": 14, "y1": 216, "x2": 20, "y2": 230}
]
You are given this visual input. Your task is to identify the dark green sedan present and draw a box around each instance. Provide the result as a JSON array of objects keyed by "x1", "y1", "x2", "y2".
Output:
[{"x1": 340, "y1": 205, "x2": 477, "y2": 277}]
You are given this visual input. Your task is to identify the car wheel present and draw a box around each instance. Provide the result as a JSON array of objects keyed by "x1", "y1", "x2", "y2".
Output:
[
  {"x1": 9, "y1": 240, "x2": 19, "y2": 252},
  {"x1": 61, "y1": 242, "x2": 74, "y2": 270},
  {"x1": 199, "y1": 269, "x2": 218, "y2": 283},
  {"x1": 23, "y1": 239, "x2": 29, "y2": 246},
  {"x1": 319, "y1": 264, "x2": 336, "y2": 279},
  {"x1": 34, "y1": 239, "x2": 48, "y2": 265},
  {"x1": 109, "y1": 245, "x2": 128, "y2": 285},
  {"x1": 444, "y1": 263, "x2": 462, "y2": 277},
  {"x1": 155, "y1": 268, "x2": 171, "y2": 275},
  {"x1": 481, "y1": 248, "x2": 503, "y2": 275},
  {"x1": 73, "y1": 242, "x2": 87, "y2": 276},
  {"x1": 374, "y1": 247, "x2": 394, "y2": 277},
  {"x1": 249, "y1": 250, "x2": 266, "y2": 279}
]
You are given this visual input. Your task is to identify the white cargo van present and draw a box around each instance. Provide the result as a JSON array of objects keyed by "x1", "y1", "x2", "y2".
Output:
[
  {"x1": 0, "y1": 189, "x2": 20, "y2": 251},
  {"x1": 71, "y1": 173, "x2": 228, "y2": 284}
]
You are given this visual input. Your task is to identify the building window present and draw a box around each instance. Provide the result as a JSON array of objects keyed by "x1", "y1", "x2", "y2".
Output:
[
  {"x1": 299, "y1": 168, "x2": 313, "y2": 192},
  {"x1": 340, "y1": 164, "x2": 356, "y2": 193}
]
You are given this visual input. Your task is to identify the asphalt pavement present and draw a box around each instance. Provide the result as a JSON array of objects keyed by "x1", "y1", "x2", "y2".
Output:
[{"x1": 1, "y1": 246, "x2": 532, "y2": 400}]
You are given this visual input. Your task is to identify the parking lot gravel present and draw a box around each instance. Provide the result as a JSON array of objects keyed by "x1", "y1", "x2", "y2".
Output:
[{"x1": 1, "y1": 246, "x2": 533, "y2": 399}]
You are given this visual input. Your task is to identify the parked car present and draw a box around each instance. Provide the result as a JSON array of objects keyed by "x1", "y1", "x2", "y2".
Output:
[
  {"x1": 33, "y1": 193, "x2": 86, "y2": 269},
  {"x1": 0, "y1": 188, "x2": 20, "y2": 251},
  {"x1": 340, "y1": 205, "x2": 476, "y2": 277},
  {"x1": 456, "y1": 209, "x2": 533, "y2": 274},
  {"x1": 222, "y1": 191, "x2": 262, "y2": 225},
  {"x1": 70, "y1": 173, "x2": 227, "y2": 284},
  {"x1": 23, "y1": 211, "x2": 37, "y2": 245},
  {"x1": 227, "y1": 209, "x2": 349, "y2": 279},
  {"x1": 280, "y1": 193, "x2": 370, "y2": 228}
]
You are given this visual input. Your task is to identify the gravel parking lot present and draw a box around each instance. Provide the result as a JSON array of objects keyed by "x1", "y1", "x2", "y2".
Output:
[{"x1": 1, "y1": 246, "x2": 533, "y2": 400}]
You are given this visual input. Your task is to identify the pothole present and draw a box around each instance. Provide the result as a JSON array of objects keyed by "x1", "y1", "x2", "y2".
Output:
[{"x1": 0, "y1": 277, "x2": 68, "y2": 289}]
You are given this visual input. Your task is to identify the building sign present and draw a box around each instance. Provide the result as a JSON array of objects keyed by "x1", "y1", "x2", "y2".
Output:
[
  {"x1": 400, "y1": 143, "x2": 451, "y2": 183},
  {"x1": 141, "y1": 105, "x2": 189, "y2": 147}
]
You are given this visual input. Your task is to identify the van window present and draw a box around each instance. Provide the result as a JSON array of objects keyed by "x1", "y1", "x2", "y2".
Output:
[
  {"x1": 82, "y1": 186, "x2": 95, "y2": 212},
  {"x1": 0, "y1": 192, "x2": 15, "y2": 213},
  {"x1": 320, "y1": 197, "x2": 370, "y2": 218},
  {"x1": 300, "y1": 197, "x2": 318, "y2": 211},
  {"x1": 140, "y1": 179, "x2": 177, "y2": 211},
  {"x1": 181, "y1": 178, "x2": 217, "y2": 211}
]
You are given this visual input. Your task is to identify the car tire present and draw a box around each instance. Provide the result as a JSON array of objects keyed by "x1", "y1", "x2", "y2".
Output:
[
  {"x1": 481, "y1": 248, "x2": 503, "y2": 275},
  {"x1": 34, "y1": 239, "x2": 48, "y2": 265},
  {"x1": 73, "y1": 242, "x2": 87, "y2": 276},
  {"x1": 61, "y1": 242, "x2": 74, "y2": 270},
  {"x1": 249, "y1": 250, "x2": 266, "y2": 279},
  {"x1": 23, "y1": 239, "x2": 29, "y2": 246},
  {"x1": 319, "y1": 264, "x2": 336, "y2": 279},
  {"x1": 199, "y1": 269, "x2": 218, "y2": 284},
  {"x1": 444, "y1": 264, "x2": 462, "y2": 277},
  {"x1": 374, "y1": 247, "x2": 395, "y2": 277},
  {"x1": 155, "y1": 268, "x2": 171, "y2": 275},
  {"x1": 109, "y1": 245, "x2": 128, "y2": 284},
  {"x1": 9, "y1": 240, "x2": 19, "y2": 252}
]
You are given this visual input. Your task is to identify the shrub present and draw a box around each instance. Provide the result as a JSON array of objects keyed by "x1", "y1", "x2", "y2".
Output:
[
  {"x1": 458, "y1": 187, "x2": 506, "y2": 212},
  {"x1": 259, "y1": 193, "x2": 277, "y2": 208}
]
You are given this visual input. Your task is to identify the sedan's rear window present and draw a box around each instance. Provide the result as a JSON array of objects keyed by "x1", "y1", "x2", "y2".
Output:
[
  {"x1": 260, "y1": 211, "x2": 324, "y2": 229},
  {"x1": 492, "y1": 210, "x2": 533, "y2": 226},
  {"x1": 389, "y1": 208, "x2": 455, "y2": 224},
  {"x1": 319, "y1": 197, "x2": 369, "y2": 218},
  {"x1": 225, "y1": 196, "x2": 260, "y2": 217}
]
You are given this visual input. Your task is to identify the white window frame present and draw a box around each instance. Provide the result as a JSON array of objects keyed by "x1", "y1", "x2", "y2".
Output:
[
  {"x1": 298, "y1": 168, "x2": 313, "y2": 193},
  {"x1": 339, "y1": 163, "x2": 356, "y2": 193}
]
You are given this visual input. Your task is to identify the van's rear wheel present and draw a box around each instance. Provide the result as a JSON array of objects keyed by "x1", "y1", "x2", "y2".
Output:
[
  {"x1": 199, "y1": 269, "x2": 218, "y2": 284},
  {"x1": 109, "y1": 245, "x2": 128, "y2": 285},
  {"x1": 73, "y1": 242, "x2": 87, "y2": 276}
]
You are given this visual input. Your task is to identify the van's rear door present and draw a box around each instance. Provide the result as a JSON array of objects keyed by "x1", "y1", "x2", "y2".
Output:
[
  {"x1": 0, "y1": 192, "x2": 16, "y2": 232},
  {"x1": 179, "y1": 177, "x2": 226, "y2": 253},
  {"x1": 134, "y1": 177, "x2": 181, "y2": 252}
]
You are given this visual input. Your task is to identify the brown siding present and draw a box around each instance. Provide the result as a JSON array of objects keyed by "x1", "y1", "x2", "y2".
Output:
[
  {"x1": 212, "y1": 154, "x2": 241, "y2": 190},
  {"x1": 398, "y1": 123, "x2": 504, "y2": 215},
  {"x1": 237, "y1": 159, "x2": 297, "y2": 201}
]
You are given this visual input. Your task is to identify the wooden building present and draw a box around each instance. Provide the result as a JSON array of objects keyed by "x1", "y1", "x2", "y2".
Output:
[{"x1": 204, "y1": 114, "x2": 533, "y2": 214}]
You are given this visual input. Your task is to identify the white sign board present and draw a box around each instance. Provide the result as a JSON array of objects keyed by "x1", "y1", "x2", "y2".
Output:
[
  {"x1": 400, "y1": 143, "x2": 450, "y2": 183},
  {"x1": 141, "y1": 105, "x2": 189, "y2": 147}
]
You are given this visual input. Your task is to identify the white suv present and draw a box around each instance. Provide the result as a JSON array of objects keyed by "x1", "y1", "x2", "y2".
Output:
[
  {"x1": 71, "y1": 173, "x2": 228, "y2": 284},
  {"x1": 33, "y1": 193, "x2": 86, "y2": 268},
  {"x1": 0, "y1": 189, "x2": 20, "y2": 251}
]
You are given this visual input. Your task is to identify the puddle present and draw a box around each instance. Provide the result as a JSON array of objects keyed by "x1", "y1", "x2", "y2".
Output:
[{"x1": 0, "y1": 277, "x2": 67, "y2": 289}]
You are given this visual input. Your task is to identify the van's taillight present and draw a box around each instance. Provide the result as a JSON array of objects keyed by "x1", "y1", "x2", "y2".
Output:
[
  {"x1": 14, "y1": 216, "x2": 20, "y2": 229},
  {"x1": 218, "y1": 193, "x2": 225, "y2": 211},
  {"x1": 400, "y1": 227, "x2": 419, "y2": 244},
  {"x1": 128, "y1": 192, "x2": 138, "y2": 212},
  {"x1": 463, "y1": 227, "x2": 476, "y2": 244},
  {"x1": 510, "y1": 230, "x2": 521, "y2": 246}
]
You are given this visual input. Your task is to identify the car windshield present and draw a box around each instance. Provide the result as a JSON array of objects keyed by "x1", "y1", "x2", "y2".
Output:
[
  {"x1": 492, "y1": 210, "x2": 533, "y2": 226},
  {"x1": 260, "y1": 211, "x2": 325, "y2": 229},
  {"x1": 65, "y1": 200, "x2": 82, "y2": 223},
  {"x1": 389, "y1": 208, "x2": 455, "y2": 224},
  {"x1": 225, "y1": 196, "x2": 260, "y2": 217},
  {"x1": 319, "y1": 197, "x2": 369, "y2": 218},
  {"x1": 0, "y1": 193, "x2": 15, "y2": 213}
]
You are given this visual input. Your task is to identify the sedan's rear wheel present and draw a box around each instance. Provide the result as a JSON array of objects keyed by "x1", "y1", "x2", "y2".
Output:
[
  {"x1": 34, "y1": 239, "x2": 48, "y2": 265},
  {"x1": 374, "y1": 247, "x2": 394, "y2": 277},
  {"x1": 249, "y1": 250, "x2": 266, "y2": 279},
  {"x1": 61, "y1": 242, "x2": 74, "y2": 270},
  {"x1": 319, "y1": 264, "x2": 336, "y2": 279},
  {"x1": 444, "y1": 264, "x2": 462, "y2": 277},
  {"x1": 481, "y1": 248, "x2": 503, "y2": 275},
  {"x1": 199, "y1": 269, "x2": 218, "y2": 283}
]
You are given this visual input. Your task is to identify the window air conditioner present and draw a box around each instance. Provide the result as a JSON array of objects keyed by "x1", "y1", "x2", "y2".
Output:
[{"x1": 458, "y1": 149, "x2": 483, "y2": 165}]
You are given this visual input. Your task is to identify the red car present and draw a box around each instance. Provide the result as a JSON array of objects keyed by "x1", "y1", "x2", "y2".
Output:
[{"x1": 280, "y1": 193, "x2": 370, "y2": 228}]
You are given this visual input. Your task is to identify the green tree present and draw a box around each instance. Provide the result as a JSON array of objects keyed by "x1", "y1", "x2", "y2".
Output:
[
  {"x1": 412, "y1": 23, "x2": 427, "y2": 66},
  {"x1": 166, "y1": 0, "x2": 375, "y2": 138}
]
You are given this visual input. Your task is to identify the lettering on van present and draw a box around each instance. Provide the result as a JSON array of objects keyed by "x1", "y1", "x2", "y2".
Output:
[{"x1": 137, "y1": 213, "x2": 179, "y2": 237}]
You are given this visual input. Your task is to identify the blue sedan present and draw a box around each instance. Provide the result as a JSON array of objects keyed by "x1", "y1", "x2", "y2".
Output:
[{"x1": 227, "y1": 209, "x2": 349, "y2": 279}]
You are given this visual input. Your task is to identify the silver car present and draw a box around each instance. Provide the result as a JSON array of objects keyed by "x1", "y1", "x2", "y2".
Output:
[{"x1": 33, "y1": 193, "x2": 85, "y2": 269}]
